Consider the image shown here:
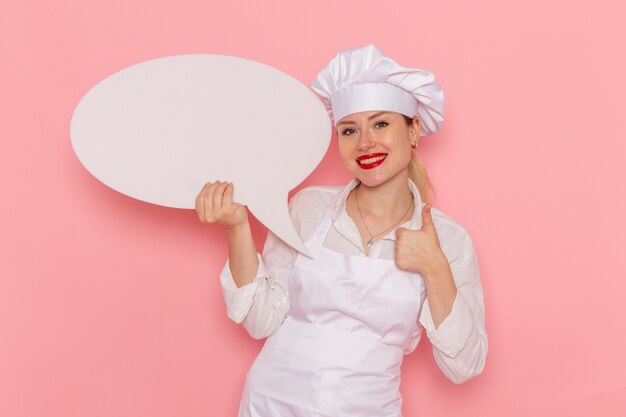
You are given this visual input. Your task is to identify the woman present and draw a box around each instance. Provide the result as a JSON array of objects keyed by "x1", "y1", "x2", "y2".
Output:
[{"x1": 196, "y1": 45, "x2": 487, "y2": 416}]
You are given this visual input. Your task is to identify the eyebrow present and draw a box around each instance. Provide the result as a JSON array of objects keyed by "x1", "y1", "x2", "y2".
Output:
[{"x1": 336, "y1": 111, "x2": 391, "y2": 127}]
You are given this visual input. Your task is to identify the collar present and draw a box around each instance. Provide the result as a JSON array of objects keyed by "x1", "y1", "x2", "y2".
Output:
[{"x1": 331, "y1": 178, "x2": 424, "y2": 242}]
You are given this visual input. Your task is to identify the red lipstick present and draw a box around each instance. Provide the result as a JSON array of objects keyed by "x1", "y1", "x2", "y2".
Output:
[{"x1": 356, "y1": 153, "x2": 387, "y2": 170}]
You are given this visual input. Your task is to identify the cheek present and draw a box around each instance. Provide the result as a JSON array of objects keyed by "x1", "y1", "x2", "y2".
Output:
[
  {"x1": 337, "y1": 140, "x2": 356, "y2": 167},
  {"x1": 393, "y1": 143, "x2": 413, "y2": 168},
  {"x1": 401, "y1": 148, "x2": 413, "y2": 166},
  {"x1": 338, "y1": 134, "x2": 359, "y2": 152}
]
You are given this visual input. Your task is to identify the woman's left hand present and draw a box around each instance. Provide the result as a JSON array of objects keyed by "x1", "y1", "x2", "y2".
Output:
[{"x1": 395, "y1": 204, "x2": 449, "y2": 277}]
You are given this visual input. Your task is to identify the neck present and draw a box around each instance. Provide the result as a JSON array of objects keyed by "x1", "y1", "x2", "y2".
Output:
[{"x1": 354, "y1": 172, "x2": 413, "y2": 217}]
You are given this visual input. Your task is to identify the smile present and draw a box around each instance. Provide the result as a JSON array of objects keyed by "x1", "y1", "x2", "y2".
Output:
[{"x1": 356, "y1": 153, "x2": 387, "y2": 170}]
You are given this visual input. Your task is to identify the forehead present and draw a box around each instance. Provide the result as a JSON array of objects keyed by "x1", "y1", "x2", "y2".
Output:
[{"x1": 336, "y1": 110, "x2": 403, "y2": 125}]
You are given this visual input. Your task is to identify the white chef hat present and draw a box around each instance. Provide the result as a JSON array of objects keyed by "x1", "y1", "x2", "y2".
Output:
[{"x1": 310, "y1": 44, "x2": 444, "y2": 136}]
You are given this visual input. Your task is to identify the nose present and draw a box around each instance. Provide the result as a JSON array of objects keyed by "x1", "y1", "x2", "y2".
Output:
[{"x1": 356, "y1": 129, "x2": 375, "y2": 151}]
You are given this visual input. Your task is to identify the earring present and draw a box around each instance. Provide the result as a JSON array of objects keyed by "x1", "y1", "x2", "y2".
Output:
[{"x1": 411, "y1": 143, "x2": 418, "y2": 149}]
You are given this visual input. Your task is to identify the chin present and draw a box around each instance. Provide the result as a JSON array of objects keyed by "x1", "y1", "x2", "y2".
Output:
[
  {"x1": 354, "y1": 173, "x2": 390, "y2": 188},
  {"x1": 354, "y1": 167, "x2": 409, "y2": 188}
]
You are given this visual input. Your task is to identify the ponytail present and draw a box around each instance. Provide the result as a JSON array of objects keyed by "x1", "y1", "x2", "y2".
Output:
[
  {"x1": 404, "y1": 115, "x2": 434, "y2": 205},
  {"x1": 408, "y1": 150, "x2": 434, "y2": 205}
]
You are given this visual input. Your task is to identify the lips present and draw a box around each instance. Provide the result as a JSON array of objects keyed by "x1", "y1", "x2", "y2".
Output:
[{"x1": 356, "y1": 153, "x2": 388, "y2": 170}]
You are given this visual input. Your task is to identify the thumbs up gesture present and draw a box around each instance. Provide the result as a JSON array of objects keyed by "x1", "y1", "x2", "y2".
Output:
[{"x1": 395, "y1": 204, "x2": 448, "y2": 276}]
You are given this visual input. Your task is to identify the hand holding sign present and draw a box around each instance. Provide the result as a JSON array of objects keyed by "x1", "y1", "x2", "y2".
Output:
[
  {"x1": 195, "y1": 181, "x2": 248, "y2": 230},
  {"x1": 70, "y1": 55, "x2": 331, "y2": 256}
]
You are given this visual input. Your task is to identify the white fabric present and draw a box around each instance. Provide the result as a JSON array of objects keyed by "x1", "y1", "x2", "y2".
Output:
[
  {"x1": 220, "y1": 179, "x2": 488, "y2": 388},
  {"x1": 238, "y1": 198, "x2": 423, "y2": 415},
  {"x1": 330, "y1": 82, "x2": 418, "y2": 124},
  {"x1": 310, "y1": 44, "x2": 445, "y2": 135}
]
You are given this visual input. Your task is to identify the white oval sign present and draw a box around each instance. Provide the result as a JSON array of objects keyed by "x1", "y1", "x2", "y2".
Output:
[{"x1": 70, "y1": 54, "x2": 331, "y2": 256}]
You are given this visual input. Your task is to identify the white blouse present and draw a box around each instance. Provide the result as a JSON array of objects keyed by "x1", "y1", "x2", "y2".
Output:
[{"x1": 220, "y1": 179, "x2": 487, "y2": 383}]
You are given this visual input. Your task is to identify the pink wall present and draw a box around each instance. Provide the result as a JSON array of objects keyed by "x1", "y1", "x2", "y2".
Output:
[{"x1": 2, "y1": 1, "x2": 625, "y2": 416}]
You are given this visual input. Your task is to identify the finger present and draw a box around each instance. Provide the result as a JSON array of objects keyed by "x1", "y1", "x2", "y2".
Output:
[
  {"x1": 393, "y1": 237, "x2": 402, "y2": 255},
  {"x1": 195, "y1": 187, "x2": 205, "y2": 221},
  {"x1": 196, "y1": 182, "x2": 213, "y2": 222},
  {"x1": 223, "y1": 182, "x2": 234, "y2": 210},
  {"x1": 212, "y1": 181, "x2": 228, "y2": 211},
  {"x1": 421, "y1": 204, "x2": 435, "y2": 231},
  {"x1": 394, "y1": 248, "x2": 408, "y2": 271},
  {"x1": 204, "y1": 181, "x2": 220, "y2": 218},
  {"x1": 395, "y1": 227, "x2": 407, "y2": 238}
]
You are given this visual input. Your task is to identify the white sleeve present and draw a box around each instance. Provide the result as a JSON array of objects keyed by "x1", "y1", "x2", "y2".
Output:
[
  {"x1": 418, "y1": 234, "x2": 488, "y2": 383},
  {"x1": 219, "y1": 229, "x2": 296, "y2": 339},
  {"x1": 219, "y1": 189, "x2": 323, "y2": 339}
]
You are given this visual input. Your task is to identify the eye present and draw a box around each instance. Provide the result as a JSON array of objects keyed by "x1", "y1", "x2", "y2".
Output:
[
  {"x1": 374, "y1": 120, "x2": 389, "y2": 129},
  {"x1": 341, "y1": 128, "x2": 357, "y2": 136}
]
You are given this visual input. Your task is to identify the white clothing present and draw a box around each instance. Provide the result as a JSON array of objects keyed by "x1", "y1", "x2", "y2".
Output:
[
  {"x1": 238, "y1": 197, "x2": 423, "y2": 416},
  {"x1": 220, "y1": 179, "x2": 487, "y2": 390}
]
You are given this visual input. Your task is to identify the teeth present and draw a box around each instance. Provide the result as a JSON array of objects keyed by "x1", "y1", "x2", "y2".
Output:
[{"x1": 358, "y1": 155, "x2": 386, "y2": 165}]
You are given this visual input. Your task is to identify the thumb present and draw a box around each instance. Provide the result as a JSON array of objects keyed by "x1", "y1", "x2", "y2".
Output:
[
  {"x1": 395, "y1": 226, "x2": 408, "y2": 238},
  {"x1": 420, "y1": 204, "x2": 435, "y2": 232}
]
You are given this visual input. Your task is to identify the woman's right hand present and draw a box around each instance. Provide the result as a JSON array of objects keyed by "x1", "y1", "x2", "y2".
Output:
[{"x1": 195, "y1": 181, "x2": 248, "y2": 230}]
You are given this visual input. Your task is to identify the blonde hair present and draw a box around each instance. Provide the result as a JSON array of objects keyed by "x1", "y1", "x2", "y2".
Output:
[
  {"x1": 408, "y1": 152, "x2": 433, "y2": 205},
  {"x1": 403, "y1": 115, "x2": 434, "y2": 205}
]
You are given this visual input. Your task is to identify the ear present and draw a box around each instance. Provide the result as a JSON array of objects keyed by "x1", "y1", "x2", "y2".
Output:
[{"x1": 410, "y1": 117, "x2": 421, "y2": 142}]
